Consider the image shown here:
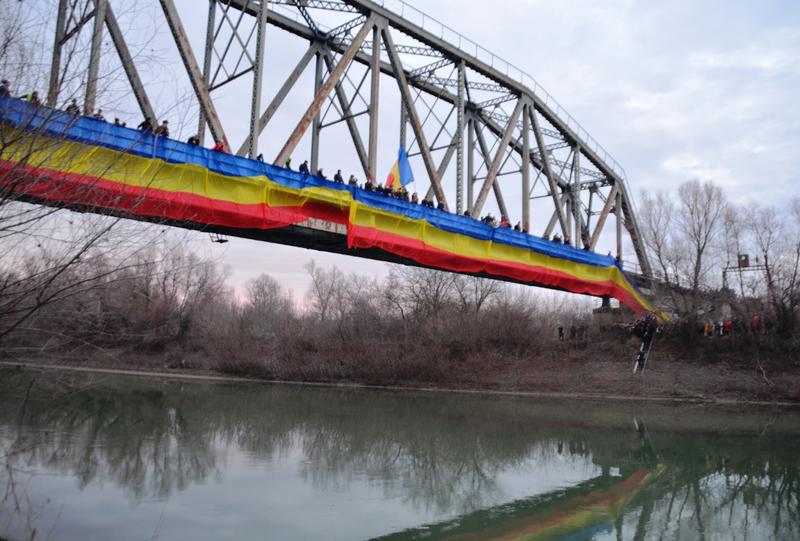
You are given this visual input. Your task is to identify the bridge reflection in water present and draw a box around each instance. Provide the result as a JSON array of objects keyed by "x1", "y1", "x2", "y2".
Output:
[{"x1": 0, "y1": 368, "x2": 798, "y2": 540}]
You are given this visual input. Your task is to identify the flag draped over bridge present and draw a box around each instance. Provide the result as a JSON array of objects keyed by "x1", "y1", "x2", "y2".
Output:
[{"x1": 0, "y1": 97, "x2": 662, "y2": 318}]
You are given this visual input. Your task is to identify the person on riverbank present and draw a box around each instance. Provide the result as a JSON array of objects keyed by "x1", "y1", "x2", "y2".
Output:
[{"x1": 633, "y1": 312, "x2": 659, "y2": 374}]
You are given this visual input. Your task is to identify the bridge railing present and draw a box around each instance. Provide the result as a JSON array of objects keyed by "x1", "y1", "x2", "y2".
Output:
[{"x1": 371, "y1": 0, "x2": 630, "y2": 183}]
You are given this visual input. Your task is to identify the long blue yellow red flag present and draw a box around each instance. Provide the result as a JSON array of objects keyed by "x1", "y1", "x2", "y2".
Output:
[{"x1": 385, "y1": 147, "x2": 414, "y2": 191}]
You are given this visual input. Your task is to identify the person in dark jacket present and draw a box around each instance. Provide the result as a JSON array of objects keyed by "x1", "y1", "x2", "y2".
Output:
[
  {"x1": 299, "y1": 160, "x2": 309, "y2": 173},
  {"x1": 65, "y1": 99, "x2": 80, "y2": 115}
]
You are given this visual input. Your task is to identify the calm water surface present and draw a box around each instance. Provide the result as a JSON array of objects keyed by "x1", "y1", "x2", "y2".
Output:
[{"x1": 0, "y1": 367, "x2": 798, "y2": 540}]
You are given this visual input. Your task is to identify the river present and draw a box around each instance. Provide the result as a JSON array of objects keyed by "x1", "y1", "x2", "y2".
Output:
[{"x1": 0, "y1": 367, "x2": 798, "y2": 540}]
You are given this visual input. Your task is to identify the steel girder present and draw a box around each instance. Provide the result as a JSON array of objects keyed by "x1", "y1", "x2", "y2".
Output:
[
  {"x1": 234, "y1": 0, "x2": 646, "y2": 262},
  {"x1": 42, "y1": 0, "x2": 652, "y2": 276}
]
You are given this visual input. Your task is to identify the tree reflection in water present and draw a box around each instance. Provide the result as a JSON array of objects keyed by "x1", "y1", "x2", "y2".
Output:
[{"x1": 0, "y1": 368, "x2": 799, "y2": 540}]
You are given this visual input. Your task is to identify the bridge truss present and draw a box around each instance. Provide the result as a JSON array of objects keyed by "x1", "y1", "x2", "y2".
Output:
[{"x1": 45, "y1": 0, "x2": 653, "y2": 277}]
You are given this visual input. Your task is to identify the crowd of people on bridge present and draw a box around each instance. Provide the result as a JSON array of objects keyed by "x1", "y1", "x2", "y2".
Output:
[{"x1": 1, "y1": 78, "x2": 590, "y2": 246}]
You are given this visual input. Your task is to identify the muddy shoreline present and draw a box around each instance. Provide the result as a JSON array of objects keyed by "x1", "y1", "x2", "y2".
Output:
[{"x1": 3, "y1": 347, "x2": 798, "y2": 406}]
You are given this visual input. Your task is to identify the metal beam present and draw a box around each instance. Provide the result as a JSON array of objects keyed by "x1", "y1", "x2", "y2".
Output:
[
  {"x1": 198, "y1": 0, "x2": 216, "y2": 145},
  {"x1": 408, "y1": 58, "x2": 453, "y2": 78},
  {"x1": 247, "y1": 1, "x2": 268, "y2": 158},
  {"x1": 237, "y1": 45, "x2": 318, "y2": 156},
  {"x1": 274, "y1": 15, "x2": 375, "y2": 167},
  {"x1": 616, "y1": 190, "x2": 623, "y2": 261},
  {"x1": 471, "y1": 98, "x2": 522, "y2": 218},
  {"x1": 104, "y1": 2, "x2": 156, "y2": 124},
  {"x1": 368, "y1": 24, "x2": 380, "y2": 180},
  {"x1": 47, "y1": 0, "x2": 68, "y2": 107},
  {"x1": 159, "y1": 0, "x2": 229, "y2": 149},
  {"x1": 544, "y1": 192, "x2": 569, "y2": 239},
  {"x1": 84, "y1": 0, "x2": 106, "y2": 115},
  {"x1": 530, "y1": 105, "x2": 567, "y2": 237},
  {"x1": 310, "y1": 50, "x2": 323, "y2": 171},
  {"x1": 382, "y1": 24, "x2": 448, "y2": 210},
  {"x1": 322, "y1": 48, "x2": 369, "y2": 176},
  {"x1": 522, "y1": 102, "x2": 530, "y2": 231},
  {"x1": 411, "y1": 75, "x2": 507, "y2": 93},
  {"x1": 589, "y1": 184, "x2": 619, "y2": 249},
  {"x1": 455, "y1": 61, "x2": 465, "y2": 215},
  {"x1": 467, "y1": 116, "x2": 474, "y2": 212},
  {"x1": 424, "y1": 137, "x2": 458, "y2": 202},
  {"x1": 472, "y1": 118, "x2": 509, "y2": 219},
  {"x1": 291, "y1": 0, "x2": 320, "y2": 35},
  {"x1": 326, "y1": 15, "x2": 366, "y2": 39}
]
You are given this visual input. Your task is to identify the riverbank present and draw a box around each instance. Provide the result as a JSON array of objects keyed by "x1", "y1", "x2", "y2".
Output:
[{"x1": 3, "y1": 338, "x2": 799, "y2": 405}]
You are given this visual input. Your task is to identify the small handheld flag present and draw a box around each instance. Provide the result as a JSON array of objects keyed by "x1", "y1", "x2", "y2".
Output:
[{"x1": 385, "y1": 147, "x2": 414, "y2": 191}]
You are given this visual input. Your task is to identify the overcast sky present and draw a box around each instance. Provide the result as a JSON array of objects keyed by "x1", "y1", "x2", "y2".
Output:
[{"x1": 22, "y1": 0, "x2": 800, "y2": 298}]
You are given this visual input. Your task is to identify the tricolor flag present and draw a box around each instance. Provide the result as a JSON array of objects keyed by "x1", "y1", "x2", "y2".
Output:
[{"x1": 385, "y1": 147, "x2": 414, "y2": 191}]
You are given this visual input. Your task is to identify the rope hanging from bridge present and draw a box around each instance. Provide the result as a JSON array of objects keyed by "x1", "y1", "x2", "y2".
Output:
[{"x1": 0, "y1": 97, "x2": 662, "y2": 317}]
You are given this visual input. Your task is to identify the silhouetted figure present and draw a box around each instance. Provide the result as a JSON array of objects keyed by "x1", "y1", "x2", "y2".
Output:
[
  {"x1": 411, "y1": 192, "x2": 419, "y2": 204},
  {"x1": 558, "y1": 326, "x2": 564, "y2": 340},
  {"x1": 436, "y1": 201, "x2": 445, "y2": 210},
  {"x1": 93, "y1": 109, "x2": 105, "y2": 121},
  {"x1": 138, "y1": 117, "x2": 153, "y2": 132},
  {"x1": 24, "y1": 91, "x2": 41, "y2": 105},
  {"x1": 317, "y1": 168, "x2": 326, "y2": 179},
  {"x1": 256, "y1": 153, "x2": 264, "y2": 162},
  {"x1": 633, "y1": 312, "x2": 659, "y2": 374},
  {"x1": 187, "y1": 135, "x2": 200, "y2": 145},
  {"x1": 348, "y1": 174, "x2": 358, "y2": 187},
  {"x1": 299, "y1": 160, "x2": 309, "y2": 173},
  {"x1": 284, "y1": 157, "x2": 292, "y2": 170},
  {"x1": 334, "y1": 170, "x2": 344, "y2": 183},
  {"x1": 154, "y1": 120, "x2": 169, "y2": 137},
  {"x1": 0, "y1": 79, "x2": 9, "y2": 98},
  {"x1": 514, "y1": 222, "x2": 521, "y2": 232},
  {"x1": 65, "y1": 99, "x2": 80, "y2": 115},
  {"x1": 365, "y1": 178, "x2": 374, "y2": 191}
]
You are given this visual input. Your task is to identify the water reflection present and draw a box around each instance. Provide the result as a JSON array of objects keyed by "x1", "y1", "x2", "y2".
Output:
[{"x1": 1, "y1": 367, "x2": 799, "y2": 540}]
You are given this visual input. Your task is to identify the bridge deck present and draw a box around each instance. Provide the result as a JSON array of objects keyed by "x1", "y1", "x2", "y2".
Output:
[{"x1": 0, "y1": 97, "x2": 658, "y2": 316}]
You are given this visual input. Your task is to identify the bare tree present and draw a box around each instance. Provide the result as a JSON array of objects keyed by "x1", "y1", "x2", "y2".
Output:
[
  {"x1": 677, "y1": 179, "x2": 726, "y2": 294},
  {"x1": 304, "y1": 260, "x2": 344, "y2": 323},
  {"x1": 452, "y1": 275, "x2": 501, "y2": 314}
]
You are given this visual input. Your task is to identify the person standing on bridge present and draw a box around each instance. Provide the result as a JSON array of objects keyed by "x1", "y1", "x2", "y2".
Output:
[
  {"x1": 65, "y1": 99, "x2": 80, "y2": 115},
  {"x1": 0, "y1": 79, "x2": 9, "y2": 98},
  {"x1": 23, "y1": 90, "x2": 40, "y2": 105},
  {"x1": 93, "y1": 109, "x2": 105, "y2": 121},
  {"x1": 334, "y1": 170, "x2": 344, "y2": 183},
  {"x1": 284, "y1": 157, "x2": 292, "y2": 169},
  {"x1": 138, "y1": 117, "x2": 153, "y2": 132},
  {"x1": 299, "y1": 160, "x2": 309, "y2": 174},
  {"x1": 187, "y1": 134, "x2": 200, "y2": 145},
  {"x1": 154, "y1": 120, "x2": 169, "y2": 137},
  {"x1": 317, "y1": 168, "x2": 326, "y2": 179}
]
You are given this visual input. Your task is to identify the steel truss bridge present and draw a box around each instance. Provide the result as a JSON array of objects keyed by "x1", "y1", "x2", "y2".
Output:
[{"x1": 43, "y1": 0, "x2": 653, "y2": 279}]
